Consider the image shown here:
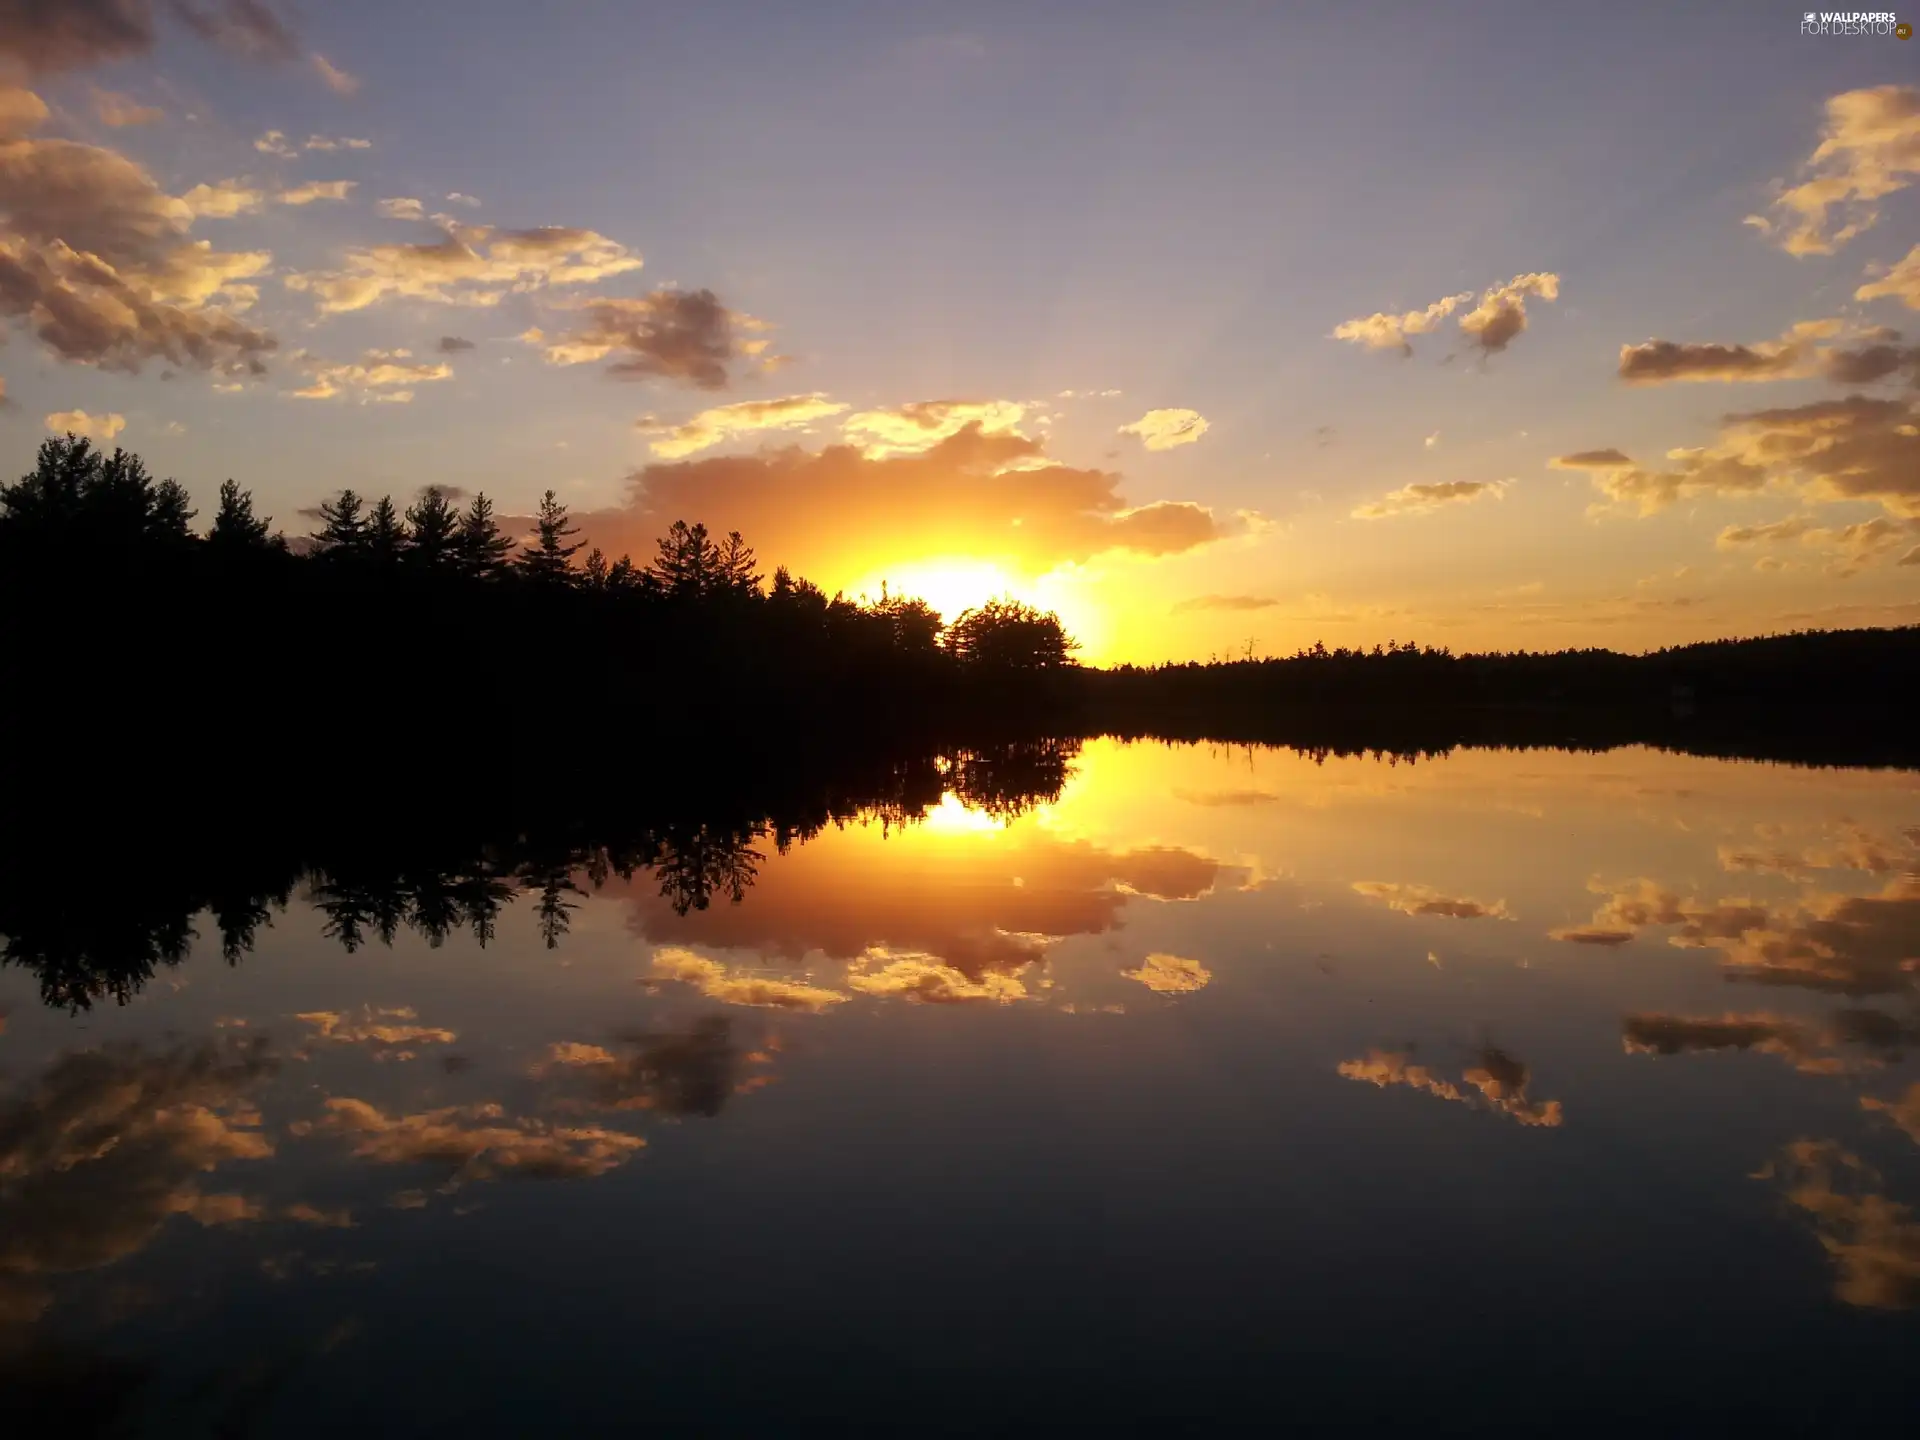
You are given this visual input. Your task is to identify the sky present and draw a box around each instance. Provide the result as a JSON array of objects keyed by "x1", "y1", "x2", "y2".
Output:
[{"x1": 2, "y1": 0, "x2": 1918, "y2": 662}]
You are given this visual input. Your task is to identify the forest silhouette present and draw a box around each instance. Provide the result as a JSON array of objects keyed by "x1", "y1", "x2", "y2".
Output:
[{"x1": 3, "y1": 434, "x2": 1917, "y2": 802}]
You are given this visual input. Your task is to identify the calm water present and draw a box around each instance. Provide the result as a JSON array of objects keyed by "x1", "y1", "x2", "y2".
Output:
[{"x1": 4, "y1": 740, "x2": 1919, "y2": 1434}]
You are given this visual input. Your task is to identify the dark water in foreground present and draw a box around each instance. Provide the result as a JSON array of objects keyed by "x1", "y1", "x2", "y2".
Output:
[{"x1": 4, "y1": 741, "x2": 1919, "y2": 1434}]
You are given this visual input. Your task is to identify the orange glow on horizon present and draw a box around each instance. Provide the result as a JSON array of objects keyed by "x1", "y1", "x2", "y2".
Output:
[{"x1": 847, "y1": 556, "x2": 1113, "y2": 662}]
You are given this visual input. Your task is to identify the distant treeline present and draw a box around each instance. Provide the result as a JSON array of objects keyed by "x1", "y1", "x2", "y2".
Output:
[{"x1": 3, "y1": 437, "x2": 1916, "y2": 773}]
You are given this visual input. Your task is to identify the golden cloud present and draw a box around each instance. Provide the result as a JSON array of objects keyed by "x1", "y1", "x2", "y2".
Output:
[
  {"x1": 1753, "y1": 86, "x2": 1920, "y2": 256},
  {"x1": 286, "y1": 222, "x2": 642, "y2": 315},
  {"x1": 840, "y1": 398, "x2": 1028, "y2": 457},
  {"x1": 1118, "y1": 407, "x2": 1210, "y2": 451},
  {"x1": 1338, "y1": 1046, "x2": 1562, "y2": 1127},
  {"x1": 296, "y1": 1005, "x2": 456, "y2": 1059},
  {"x1": 845, "y1": 947, "x2": 1030, "y2": 1003},
  {"x1": 1171, "y1": 594, "x2": 1279, "y2": 614},
  {"x1": 1121, "y1": 952, "x2": 1212, "y2": 993},
  {"x1": 311, "y1": 52, "x2": 359, "y2": 95},
  {"x1": 523, "y1": 287, "x2": 759, "y2": 388},
  {"x1": 1351, "y1": 479, "x2": 1509, "y2": 521},
  {"x1": 649, "y1": 946, "x2": 847, "y2": 1011},
  {"x1": 89, "y1": 87, "x2": 162, "y2": 127},
  {"x1": 533, "y1": 1017, "x2": 742, "y2": 1118},
  {"x1": 1335, "y1": 272, "x2": 1559, "y2": 358},
  {"x1": 277, "y1": 178, "x2": 355, "y2": 206},
  {"x1": 1764, "y1": 1140, "x2": 1920, "y2": 1308},
  {"x1": 289, "y1": 347, "x2": 452, "y2": 402},
  {"x1": 0, "y1": 0, "x2": 298, "y2": 74},
  {"x1": 573, "y1": 423, "x2": 1239, "y2": 581},
  {"x1": 1331, "y1": 290, "x2": 1472, "y2": 354},
  {"x1": 0, "y1": 1037, "x2": 278, "y2": 1325},
  {"x1": 642, "y1": 393, "x2": 849, "y2": 459},
  {"x1": 375, "y1": 196, "x2": 424, "y2": 220},
  {"x1": 1858, "y1": 243, "x2": 1920, "y2": 310},
  {"x1": 1621, "y1": 1012, "x2": 1845, "y2": 1075},
  {"x1": 300, "y1": 1097, "x2": 643, "y2": 1184},
  {"x1": 1351, "y1": 880, "x2": 1514, "y2": 920},
  {"x1": 1717, "y1": 513, "x2": 1920, "y2": 577},
  {"x1": 43, "y1": 408, "x2": 124, "y2": 441}
]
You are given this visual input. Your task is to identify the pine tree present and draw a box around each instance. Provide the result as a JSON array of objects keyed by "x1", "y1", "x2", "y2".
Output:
[
  {"x1": 454, "y1": 492, "x2": 513, "y2": 579},
  {"x1": 366, "y1": 495, "x2": 405, "y2": 564},
  {"x1": 314, "y1": 489, "x2": 367, "y2": 556},
  {"x1": 403, "y1": 486, "x2": 461, "y2": 568},
  {"x1": 147, "y1": 478, "x2": 196, "y2": 540},
  {"x1": 607, "y1": 554, "x2": 640, "y2": 593},
  {"x1": 716, "y1": 530, "x2": 762, "y2": 595},
  {"x1": 647, "y1": 519, "x2": 719, "y2": 597},
  {"x1": 207, "y1": 480, "x2": 274, "y2": 549},
  {"x1": 516, "y1": 489, "x2": 583, "y2": 585},
  {"x1": 584, "y1": 547, "x2": 610, "y2": 590}
]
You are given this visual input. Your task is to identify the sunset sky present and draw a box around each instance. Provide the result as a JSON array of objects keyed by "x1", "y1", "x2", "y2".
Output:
[{"x1": 3, "y1": 0, "x2": 1918, "y2": 661}]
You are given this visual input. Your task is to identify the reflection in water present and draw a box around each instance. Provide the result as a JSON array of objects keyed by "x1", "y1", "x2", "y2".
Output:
[{"x1": 1, "y1": 738, "x2": 1918, "y2": 1429}]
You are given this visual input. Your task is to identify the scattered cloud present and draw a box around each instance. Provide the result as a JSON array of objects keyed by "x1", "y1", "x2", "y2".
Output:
[
  {"x1": 286, "y1": 222, "x2": 643, "y2": 315},
  {"x1": 534, "y1": 1018, "x2": 744, "y2": 1118},
  {"x1": 289, "y1": 347, "x2": 451, "y2": 402},
  {"x1": 0, "y1": 0, "x2": 299, "y2": 74},
  {"x1": 1339, "y1": 1046, "x2": 1563, "y2": 1127},
  {"x1": 1761, "y1": 1140, "x2": 1920, "y2": 1308},
  {"x1": 1351, "y1": 880, "x2": 1514, "y2": 920},
  {"x1": 649, "y1": 946, "x2": 846, "y2": 1012},
  {"x1": 840, "y1": 398, "x2": 1026, "y2": 458},
  {"x1": 44, "y1": 408, "x2": 125, "y2": 440},
  {"x1": 298, "y1": 1097, "x2": 642, "y2": 1185},
  {"x1": 375, "y1": 196, "x2": 424, "y2": 221},
  {"x1": 1718, "y1": 513, "x2": 1920, "y2": 577},
  {"x1": 302, "y1": 134, "x2": 370, "y2": 152},
  {"x1": 1351, "y1": 479, "x2": 1509, "y2": 520},
  {"x1": 846, "y1": 947, "x2": 1030, "y2": 1003},
  {"x1": 525, "y1": 288, "x2": 758, "y2": 388},
  {"x1": 253, "y1": 128, "x2": 297, "y2": 158},
  {"x1": 89, "y1": 87, "x2": 162, "y2": 126},
  {"x1": 311, "y1": 52, "x2": 359, "y2": 96},
  {"x1": 446, "y1": 192, "x2": 481, "y2": 208},
  {"x1": 1751, "y1": 86, "x2": 1920, "y2": 256},
  {"x1": 1118, "y1": 407, "x2": 1210, "y2": 451},
  {"x1": 1121, "y1": 953, "x2": 1212, "y2": 993},
  {"x1": 1622, "y1": 1013, "x2": 1848, "y2": 1075},
  {"x1": 435, "y1": 335, "x2": 475, "y2": 353},
  {"x1": 640, "y1": 393, "x2": 850, "y2": 459},
  {"x1": 179, "y1": 178, "x2": 265, "y2": 218},
  {"x1": 296, "y1": 1006, "x2": 455, "y2": 1060},
  {"x1": 276, "y1": 179, "x2": 355, "y2": 206},
  {"x1": 1333, "y1": 271, "x2": 1560, "y2": 358}
]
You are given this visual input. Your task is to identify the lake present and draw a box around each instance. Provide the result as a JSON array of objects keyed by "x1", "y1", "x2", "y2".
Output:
[{"x1": 4, "y1": 738, "x2": 1918, "y2": 1434}]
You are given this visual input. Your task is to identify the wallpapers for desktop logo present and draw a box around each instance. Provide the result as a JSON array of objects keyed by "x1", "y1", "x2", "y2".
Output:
[{"x1": 1800, "y1": 10, "x2": 1912, "y2": 35}]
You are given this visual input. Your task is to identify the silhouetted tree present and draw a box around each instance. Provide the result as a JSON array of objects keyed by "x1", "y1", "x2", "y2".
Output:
[
  {"x1": 367, "y1": 496, "x2": 405, "y2": 565},
  {"x1": 404, "y1": 486, "x2": 461, "y2": 568},
  {"x1": 716, "y1": 530, "x2": 762, "y2": 595},
  {"x1": 207, "y1": 480, "x2": 275, "y2": 550},
  {"x1": 943, "y1": 598, "x2": 1077, "y2": 671},
  {"x1": 583, "y1": 546, "x2": 610, "y2": 591},
  {"x1": 455, "y1": 492, "x2": 514, "y2": 578},
  {"x1": 648, "y1": 519, "x2": 719, "y2": 597},
  {"x1": 517, "y1": 489, "x2": 583, "y2": 585},
  {"x1": 313, "y1": 489, "x2": 368, "y2": 556}
]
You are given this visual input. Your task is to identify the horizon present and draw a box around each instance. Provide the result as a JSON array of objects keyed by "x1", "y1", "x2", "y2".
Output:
[{"x1": 3, "y1": 2, "x2": 1919, "y2": 664}]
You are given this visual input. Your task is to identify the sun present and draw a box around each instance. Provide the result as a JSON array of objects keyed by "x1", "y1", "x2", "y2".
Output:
[{"x1": 848, "y1": 556, "x2": 1111, "y2": 661}]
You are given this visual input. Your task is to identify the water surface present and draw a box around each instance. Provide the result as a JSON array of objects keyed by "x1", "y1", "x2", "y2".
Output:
[{"x1": 4, "y1": 741, "x2": 1919, "y2": 1433}]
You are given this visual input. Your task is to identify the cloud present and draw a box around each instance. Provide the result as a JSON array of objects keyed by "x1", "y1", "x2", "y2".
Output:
[
  {"x1": 1351, "y1": 479, "x2": 1509, "y2": 520},
  {"x1": 44, "y1": 407, "x2": 125, "y2": 440},
  {"x1": 1331, "y1": 290, "x2": 1472, "y2": 354},
  {"x1": 1763, "y1": 1140, "x2": 1920, "y2": 1308},
  {"x1": 302, "y1": 134, "x2": 370, "y2": 152},
  {"x1": 1619, "y1": 337, "x2": 1812, "y2": 384},
  {"x1": 0, "y1": 122, "x2": 275, "y2": 372},
  {"x1": 1118, "y1": 407, "x2": 1210, "y2": 451},
  {"x1": 375, "y1": 196, "x2": 423, "y2": 220},
  {"x1": 446, "y1": 192, "x2": 481, "y2": 208},
  {"x1": 1547, "y1": 439, "x2": 1771, "y2": 518},
  {"x1": 1552, "y1": 874, "x2": 1920, "y2": 998},
  {"x1": 298, "y1": 1097, "x2": 642, "y2": 1184},
  {"x1": 840, "y1": 398, "x2": 1026, "y2": 458},
  {"x1": 1338, "y1": 1045, "x2": 1563, "y2": 1127},
  {"x1": 640, "y1": 393, "x2": 850, "y2": 459},
  {"x1": 89, "y1": 86, "x2": 162, "y2": 126},
  {"x1": 573, "y1": 423, "x2": 1239, "y2": 579},
  {"x1": 534, "y1": 1018, "x2": 741, "y2": 1117},
  {"x1": 289, "y1": 346, "x2": 451, "y2": 402},
  {"x1": 253, "y1": 129, "x2": 296, "y2": 158},
  {"x1": 1351, "y1": 880, "x2": 1514, "y2": 920},
  {"x1": 1551, "y1": 448, "x2": 1632, "y2": 468},
  {"x1": 525, "y1": 287, "x2": 756, "y2": 389},
  {"x1": 1458, "y1": 272, "x2": 1560, "y2": 355},
  {"x1": 277, "y1": 178, "x2": 354, "y2": 206},
  {"x1": 649, "y1": 946, "x2": 846, "y2": 1011},
  {"x1": 1334, "y1": 272, "x2": 1560, "y2": 358},
  {"x1": 845, "y1": 947, "x2": 1030, "y2": 1003},
  {"x1": 172, "y1": 0, "x2": 298, "y2": 61},
  {"x1": 1717, "y1": 512, "x2": 1920, "y2": 577},
  {"x1": 0, "y1": 1037, "x2": 277, "y2": 1324},
  {"x1": 1863, "y1": 1083, "x2": 1920, "y2": 1146},
  {"x1": 435, "y1": 334, "x2": 475, "y2": 353},
  {"x1": 178, "y1": 178, "x2": 264, "y2": 218},
  {"x1": 1858, "y1": 243, "x2": 1920, "y2": 310},
  {"x1": 1621, "y1": 1012, "x2": 1845, "y2": 1075},
  {"x1": 1754, "y1": 86, "x2": 1920, "y2": 256},
  {"x1": 310, "y1": 52, "x2": 359, "y2": 95},
  {"x1": 1171, "y1": 594, "x2": 1279, "y2": 614},
  {"x1": 1121, "y1": 953, "x2": 1212, "y2": 994},
  {"x1": 296, "y1": 1005, "x2": 455, "y2": 1060},
  {"x1": 286, "y1": 221, "x2": 642, "y2": 315}
]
